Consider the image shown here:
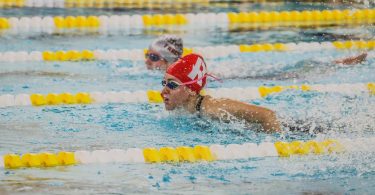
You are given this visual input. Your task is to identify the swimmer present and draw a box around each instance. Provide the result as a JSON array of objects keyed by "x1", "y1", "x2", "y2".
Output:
[
  {"x1": 279, "y1": 52, "x2": 368, "y2": 80},
  {"x1": 233, "y1": 52, "x2": 368, "y2": 80},
  {"x1": 145, "y1": 35, "x2": 368, "y2": 80},
  {"x1": 333, "y1": 52, "x2": 367, "y2": 65},
  {"x1": 161, "y1": 53, "x2": 281, "y2": 133},
  {"x1": 300, "y1": 32, "x2": 363, "y2": 41},
  {"x1": 145, "y1": 35, "x2": 183, "y2": 70}
]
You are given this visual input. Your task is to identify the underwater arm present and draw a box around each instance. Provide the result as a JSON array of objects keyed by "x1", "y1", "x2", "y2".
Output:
[
  {"x1": 333, "y1": 52, "x2": 367, "y2": 65},
  {"x1": 203, "y1": 98, "x2": 281, "y2": 133}
]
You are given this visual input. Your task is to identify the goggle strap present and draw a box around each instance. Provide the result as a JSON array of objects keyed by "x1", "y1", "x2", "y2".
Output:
[
  {"x1": 181, "y1": 76, "x2": 205, "y2": 85},
  {"x1": 206, "y1": 73, "x2": 223, "y2": 83},
  {"x1": 181, "y1": 73, "x2": 223, "y2": 85}
]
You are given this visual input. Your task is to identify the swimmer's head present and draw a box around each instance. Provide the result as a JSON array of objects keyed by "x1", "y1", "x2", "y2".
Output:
[
  {"x1": 166, "y1": 53, "x2": 208, "y2": 94},
  {"x1": 161, "y1": 54, "x2": 208, "y2": 110},
  {"x1": 145, "y1": 35, "x2": 183, "y2": 70}
]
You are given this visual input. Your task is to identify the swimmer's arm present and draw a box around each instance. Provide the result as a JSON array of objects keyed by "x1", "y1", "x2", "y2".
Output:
[
  {"x1": 203, "y1": 98, "x2": 281, "y2": 133},
  {"x1": 333, "y1": 52, "x2": 367, "y2": 65}
]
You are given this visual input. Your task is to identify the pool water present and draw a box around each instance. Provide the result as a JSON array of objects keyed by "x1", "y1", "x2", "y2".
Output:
[{"x1": 1, "y1": 2, "x2": 375, "y2": 194}]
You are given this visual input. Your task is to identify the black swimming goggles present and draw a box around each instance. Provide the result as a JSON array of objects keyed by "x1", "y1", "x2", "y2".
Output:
[
  {"x1": 145, "y1": 53, "x2": 163, "y2": 62},
  {"x1": 161, "y1": 75, "x2": 211, "y2": 90},
  {"x1": 162, "y1": 74, "x2": 222, "y2": 90},
  {"x1": 161, "y1": 80, "x2": 181, "y2": 90}
]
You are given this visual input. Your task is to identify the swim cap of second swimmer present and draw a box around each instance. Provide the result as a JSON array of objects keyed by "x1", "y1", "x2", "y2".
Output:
[{"x1": 149, "y1": 35, "x2": 183, "y2": 64}]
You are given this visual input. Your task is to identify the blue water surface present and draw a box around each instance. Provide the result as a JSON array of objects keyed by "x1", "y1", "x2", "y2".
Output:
[{"x1": 0, "y1": 2, "x2": 375, "y2": 194}]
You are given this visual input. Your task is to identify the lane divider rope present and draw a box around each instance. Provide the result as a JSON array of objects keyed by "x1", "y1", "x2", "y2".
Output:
[
  {"x1": 0, "y1": 0, "x2": 209, "y2": 8},
  {"x1": 0, "y1": 83, "x2": 373, "y2": 107},
  {"x1": 0, "y1": 0, "x2": 337, "y2": 9},
  {"x1": 0, "y1": 9, "x2": 373, "y2": 35},
  {"x1": 2, "y1": 137, "x2": 374, "y2": 169},
  {"x1": 0, "y1": 40, "x2": 373, "y2": 62}
]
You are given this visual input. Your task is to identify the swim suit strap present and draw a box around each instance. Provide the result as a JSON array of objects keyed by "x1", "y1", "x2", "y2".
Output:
[{"x1": 195, "y1": 95, "x2": 205, "y2": 113}]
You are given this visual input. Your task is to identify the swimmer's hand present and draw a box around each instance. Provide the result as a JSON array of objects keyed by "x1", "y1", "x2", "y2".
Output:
[{"x1": 334, "y1": 52, "x2": 367, "y2": 65}]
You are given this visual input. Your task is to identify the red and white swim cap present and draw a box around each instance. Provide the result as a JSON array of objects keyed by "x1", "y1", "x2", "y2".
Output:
[{"x1": 166, "y1": 53, "x2": 208, "y2": 94}]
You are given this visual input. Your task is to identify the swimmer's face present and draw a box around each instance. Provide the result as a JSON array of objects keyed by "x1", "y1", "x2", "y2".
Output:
[
  {"x1": 145, "y1": 49, "x2": 169, "y2": 70},
  {"x1": 161, "y1": 74, "x2": 191, "y2": 110}
]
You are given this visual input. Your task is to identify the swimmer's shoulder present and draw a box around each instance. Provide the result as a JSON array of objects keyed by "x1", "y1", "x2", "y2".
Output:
[
  {"x1": 201, "y1": 95, "x2": 243, "y2": 115},
  {"x1": 200, "y1": 95, "x2": 222, "y2": 116},
  {"x1": 200, "y1": 95, "x2": 233, "y2": 121},
  {"x1": 201, "y1": 95, "x2": 228, "y2": 108}
]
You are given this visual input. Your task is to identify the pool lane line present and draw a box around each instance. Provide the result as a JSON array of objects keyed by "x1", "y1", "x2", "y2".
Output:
[
  {"x1": 2, "y1": 0, "x2": 360, "y2": 9},
  {"x1": 2, "y1": 138, "x2": 366, "y2": 169},
  {"x1": 0, "y1": 82, "x2": 373, "y2": 107},
  {"x1": 0, "y1": 40, "x2": 374, "y2": 62},
  {"x1": 0, "y1": 8, "x2": 374, "y2": 34}
]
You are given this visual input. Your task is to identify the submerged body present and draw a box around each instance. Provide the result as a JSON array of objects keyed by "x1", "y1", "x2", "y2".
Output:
[{"x1": 223, "y1": 53, "x2": 368, "y2": 80}]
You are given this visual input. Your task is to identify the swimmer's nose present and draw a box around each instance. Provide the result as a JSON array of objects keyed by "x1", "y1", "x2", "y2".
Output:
[
  {"x1": 145, "y1": 59, "x2": 152, "y2": 69},
  {"x1": 161, "y1": 86, "x2": 169, "y2": 96}
]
